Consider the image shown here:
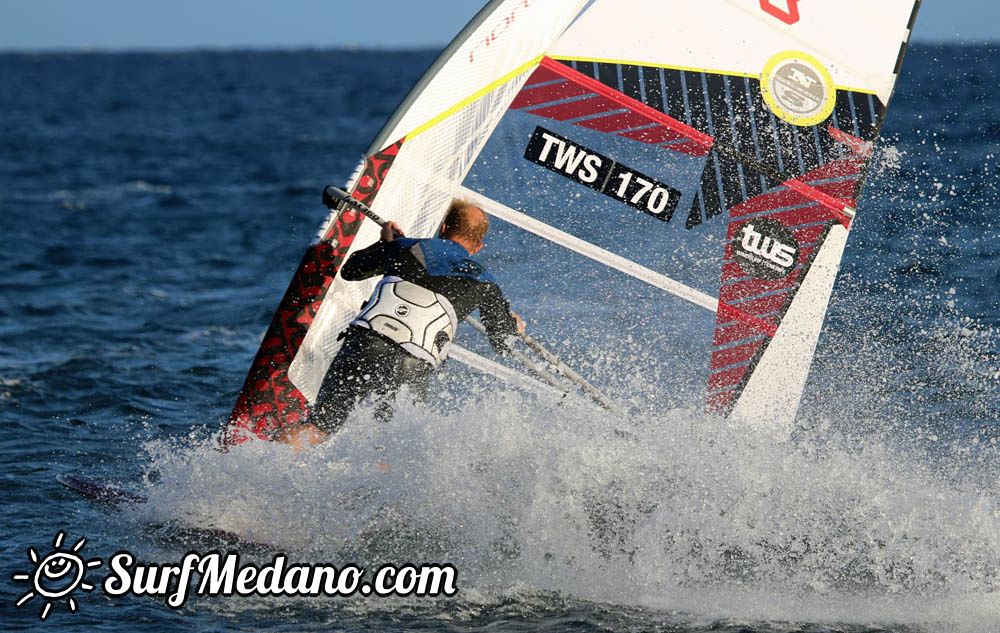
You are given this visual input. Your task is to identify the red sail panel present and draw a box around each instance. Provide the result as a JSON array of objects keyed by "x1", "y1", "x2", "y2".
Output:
[
  {"x1": 510, "y1": 57, "x2": 713, "y2": 158},
  {"x1": 708, "y1": 158, "x2": 863, "y2": 415},
  {"x1": 224, "y1": 141, "x2": 403, "y2": 445}
]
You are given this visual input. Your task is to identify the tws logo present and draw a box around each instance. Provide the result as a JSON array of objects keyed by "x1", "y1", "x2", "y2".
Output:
[{"x1": 732, "y1": 219, "x2": 800, "y2": 279}]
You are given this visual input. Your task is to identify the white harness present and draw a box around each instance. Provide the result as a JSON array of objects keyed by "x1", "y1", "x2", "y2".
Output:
[{"x1": 351, "y1": 276, "x2": 458, "y2": 366}]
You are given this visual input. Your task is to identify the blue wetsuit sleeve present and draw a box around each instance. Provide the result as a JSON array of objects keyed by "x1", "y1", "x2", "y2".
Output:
[{"x1": 340, "y1": 240, "x2": 399, "y2": 281}]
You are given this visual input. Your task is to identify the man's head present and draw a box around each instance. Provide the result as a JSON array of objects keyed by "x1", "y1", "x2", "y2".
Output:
[{"x1": 440, "y1": 199, "x2": 489, "y2": 255}]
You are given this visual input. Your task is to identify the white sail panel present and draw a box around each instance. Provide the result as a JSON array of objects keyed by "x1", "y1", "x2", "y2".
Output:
[
  {"x1": 370, "y1": 0, "x2": 588, "y2": 153},
  {"x1": 550, "y1": 0, "x2": 917, "y2": 103}
]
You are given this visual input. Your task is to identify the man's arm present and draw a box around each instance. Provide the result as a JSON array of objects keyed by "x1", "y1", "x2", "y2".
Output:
[
  {"x1": 478, "y1": 282, "x2": 519, "y2": 354},
  {"x1": 340, "y1": 221, "x2": 407, "y2": 281},
  {"x1": 340, "y1": 240, "x2": 395, "y2": 281}
]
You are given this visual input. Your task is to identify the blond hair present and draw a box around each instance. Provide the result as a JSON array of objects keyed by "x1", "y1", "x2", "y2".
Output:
[{"x1": 441, "y1": 199, "x2": 489, "y2": 244}]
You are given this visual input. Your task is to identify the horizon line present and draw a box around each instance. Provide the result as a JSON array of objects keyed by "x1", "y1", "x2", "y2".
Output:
[{"x1": 1, "y1": 38, "x2": 998, "y2": 56}]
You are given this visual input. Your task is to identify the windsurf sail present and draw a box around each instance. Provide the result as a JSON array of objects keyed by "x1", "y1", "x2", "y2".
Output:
[{"x1": 225, "y1": 0, "x2": 921, "y2": 443}]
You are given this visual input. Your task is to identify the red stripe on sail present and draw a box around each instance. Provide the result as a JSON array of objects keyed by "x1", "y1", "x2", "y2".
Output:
[
  {"x1": 713, "y1": 320, "x2": 770, "y2": 347},
  {"x1": 711, "y1": 339, "x2": 765, "y2": 369},
  {"x1": 717, "y1": 302, "x2": 780, "y2": 337},
  {"x1": 577, "y1": 111, "x2": 654, "y2": 133},
  {"x1": 784, "y1": 178, "x2": 854, "y2": 226},
  {"x1": 709, "y1": 365, "x2": 751, "y2": 391},
  {"x1": 707, "y1": 158, "x2": 864, "y2": 416},
  {"x1": 539, "y1": 57, "x2": 714, "y2": 148},
  {"x1": 527, "y1": 96, "x2": 616, "y2": 121},
  {"x1": 721, "y1": 273, "x2": 802, "y2": 303},
  {"x1": 664, "y1": 140, "x2": 713, "y2": 157},
  {"x1": 511, "y1": 57, "x2": 716, "y2": 158},
  {"x1": 523, "y1": 64, "x2": 566, "y2": 87},
  {"x1": 827, "y1": 125, "x2": 874, "y2": 157},
  {"x1": 621, "y1": 126, "x2": 689, "y2": 145},
  {"x1": 708, "y1": 390, "x2": 738, "y2": 411},
  {"x1": 510, "y1": 80, "x2": 592, "y2": 110}
]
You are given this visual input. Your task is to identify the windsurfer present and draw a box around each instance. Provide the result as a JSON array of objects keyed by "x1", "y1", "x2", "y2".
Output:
[{"x1": 279, "y1": 199, "x2": 525, "y2": 449}]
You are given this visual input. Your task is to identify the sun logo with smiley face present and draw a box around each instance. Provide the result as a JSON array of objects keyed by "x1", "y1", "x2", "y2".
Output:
[{"x1": 11, "y1": 531, "x2": 102, "y2": 621}]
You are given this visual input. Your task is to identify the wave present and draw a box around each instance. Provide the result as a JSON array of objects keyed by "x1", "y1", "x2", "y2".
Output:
[{"x1": 135, "y1": 379, "x2": 1000, "y2": 631}]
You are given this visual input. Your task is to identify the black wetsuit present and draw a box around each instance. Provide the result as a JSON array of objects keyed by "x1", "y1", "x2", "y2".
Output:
[{"x1": 310, "y1": 237, "x2": 517, "y2": 434}]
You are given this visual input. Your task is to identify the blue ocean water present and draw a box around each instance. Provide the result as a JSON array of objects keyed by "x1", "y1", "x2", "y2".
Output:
[{"x1": 1, "y1": 45, "x2": 998, "y2": 632}]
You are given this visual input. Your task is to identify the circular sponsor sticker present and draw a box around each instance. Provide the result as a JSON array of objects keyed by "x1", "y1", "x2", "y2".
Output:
[
  {"x1": 731, "y1": 218, "x2": 800, "y2": 280},
  {"x1": 760, "y1": 50, "x2": 836, "y2": 127}
]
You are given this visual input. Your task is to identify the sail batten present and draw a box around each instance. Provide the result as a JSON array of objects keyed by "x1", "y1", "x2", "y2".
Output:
[{"x1": 458, "y1": 186, "x2": 719, "y2": 312}]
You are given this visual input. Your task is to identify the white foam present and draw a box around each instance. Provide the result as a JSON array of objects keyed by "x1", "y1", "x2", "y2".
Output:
[{"x1": 134, "y1": 384, "x2": 1000, "y2": 630}]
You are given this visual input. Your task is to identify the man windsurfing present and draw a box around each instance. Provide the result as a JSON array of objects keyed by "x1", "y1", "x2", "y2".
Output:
[{"x1": 280, "y1": 199, "x2": 525, "y2": 449}]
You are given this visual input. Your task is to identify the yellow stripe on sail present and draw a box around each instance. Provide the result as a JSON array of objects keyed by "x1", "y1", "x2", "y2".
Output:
[
  {"x1": 550, "y1": 55, "x2": 877, "y2": 96},
  {"x1": 406, "y1": 55, "x2": 545, "y2": 141}
]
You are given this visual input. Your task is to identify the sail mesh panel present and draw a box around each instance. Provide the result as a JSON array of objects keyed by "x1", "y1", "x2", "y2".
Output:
[{"x1": 287, "y1": 69, "x2": 534, "y2": 402}]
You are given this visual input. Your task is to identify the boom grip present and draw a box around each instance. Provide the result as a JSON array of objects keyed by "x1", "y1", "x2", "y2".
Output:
[{"x1": 322, "y1": 186, "x2": 388, "y2": 227}]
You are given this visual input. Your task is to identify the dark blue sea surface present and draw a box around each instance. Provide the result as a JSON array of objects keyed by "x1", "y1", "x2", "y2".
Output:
[{"x1": 1, "y1": 45, "x2": 998, "y2": 632}]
